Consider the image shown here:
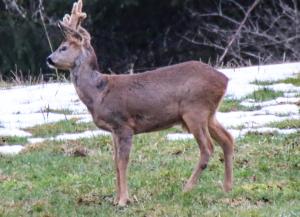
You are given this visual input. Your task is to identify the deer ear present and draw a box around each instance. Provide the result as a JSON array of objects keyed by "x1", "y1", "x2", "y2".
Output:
[{"x1": 58, "y1": 21, "x2": 83, "y2": 42}]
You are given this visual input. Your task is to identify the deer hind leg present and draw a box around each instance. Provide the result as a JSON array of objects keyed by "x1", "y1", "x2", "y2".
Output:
[
  {"x1": 208, "y1": 117, "x2": 234, "y2": 192},
  {"x1": 182, "y1": 112, "x2": 214, "y2": 192}
]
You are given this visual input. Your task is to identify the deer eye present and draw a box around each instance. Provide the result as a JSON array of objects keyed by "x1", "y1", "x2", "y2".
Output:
[{"x1": 59, "y1": 46, "x2": 68, "y2": 52}]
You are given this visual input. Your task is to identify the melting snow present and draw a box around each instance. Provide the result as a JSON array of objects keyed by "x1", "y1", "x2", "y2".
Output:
[
  {"x1": 220, "y1": 62, "x2": 300, "y2": 99},
  {"x1": 0, "y1": 62, "x2": 299, "y2": 154},
  {"x1": 27, "y1": 130, "x2": 110, "y2": 144},
  {"x1": 166, "y1": 133, "x2": 194, "y2": 141},
  {"x1": 0, "y1": 128, "x2": 32, "y2": 137},
  {"x1": 259, "y1": 104, "x2": 299, "y2": 115},
  {"x1": 240, "y1": 127, "x2": 298, "y2": 135},
  {"x1": 166, "y1": 127, "x2": 298, "y2": 142},
  {"x1": 217, "y1": 112, "x2": 299, "y2": 128},
  {"x1": 1, "y1": 113, "x2": 71, "y2": 129},
  {"x1": 0, "y1": 145, "x2": 24, "y2": 155},
  {"x1": 54, "y1": 130, "x2": 110, "y2": 141},
  {"x1": 241, "y1": 97, "x2": 299, "y2": 107},
  {"x1": 267, "y1": 83, "x2": 300, "y2": 93}
]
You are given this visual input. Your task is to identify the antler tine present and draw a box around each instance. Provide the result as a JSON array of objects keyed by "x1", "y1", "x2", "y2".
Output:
[
  {"x1": 77, "y1": 0, "x2": 83, "y2": 15},
  {"x1": 63, "y1": 0, "x2": 87, "y2": 30},
  {"x1": 62, "y1": 14, "x2": 71, "y2": 24}
]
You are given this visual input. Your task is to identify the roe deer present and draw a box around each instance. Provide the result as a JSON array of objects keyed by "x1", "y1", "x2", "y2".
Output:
[{"x1": 47, "y1": 0, "x2": 234, "y2": 206}]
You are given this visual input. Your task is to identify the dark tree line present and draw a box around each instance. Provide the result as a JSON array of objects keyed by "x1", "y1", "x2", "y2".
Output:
[{"x1": 0, "y1": 0, "x2": 299, "y2": 80}]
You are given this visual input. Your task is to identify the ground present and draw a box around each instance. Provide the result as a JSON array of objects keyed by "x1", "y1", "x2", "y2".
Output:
[{"x1": 0, "y1": 62, "x2": 299, "y2": 216}]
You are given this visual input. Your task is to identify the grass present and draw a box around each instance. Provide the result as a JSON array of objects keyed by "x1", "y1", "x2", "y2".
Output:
[
  {"x1": 0, "y1": 81, "x2": 13, "y2": 89},
  {"x1": 268, "y1": 119, "x2": 300, "y2": 129},
  {"x1": 0, "y1": 131, "x2": 299, "y2": 216},
  {"x1": 251, "y1": 80, "x2": 274, "y2": 86},
  {"x1": 280, "y1": 77, "x2": 300, "y2": 86},
  {"x1": 42, "y1": 108, "x2": 74, "y2": 115},
  {"x1": 0, "y1": 136, "x2": 28, "y2": 145},
  {"x1": 24, "y1": 119, "x2": 97, "y2": 138},
  {"x1": 219, "y1": 99, "x2": 260, "y2": 112},
  {"x1": 246, "y1": 88, "x2": 284, "y2": 102},
  {"x1": 251, "y1": 73, "x2": 300, "y2": 86},
  {"x1": 219, "y1": 99, "x2": 247, "y2": 112}
]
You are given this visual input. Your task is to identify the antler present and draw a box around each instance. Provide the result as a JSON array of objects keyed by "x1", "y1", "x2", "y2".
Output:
[
  {"x1": 59, "y1": 0, "x2": 91, "y2": 43},
  {"x1": 62, "y1": 0, "x2": 87, "y2": 30}
]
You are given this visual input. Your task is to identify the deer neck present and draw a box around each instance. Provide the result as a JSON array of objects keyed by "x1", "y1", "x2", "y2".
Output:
[{"x1": 70, "y1": 46, "x2": 104, "y2": 112}]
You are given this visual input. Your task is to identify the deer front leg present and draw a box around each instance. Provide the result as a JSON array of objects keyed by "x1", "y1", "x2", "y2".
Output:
[
  {"x1": 112, "y1": 134, "x2": 120, "y2": 204},
  {"x1": 113, "y1": 128, "x2": 133, "y2": 206}
]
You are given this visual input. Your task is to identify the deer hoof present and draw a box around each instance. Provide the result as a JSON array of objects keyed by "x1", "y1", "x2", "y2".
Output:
[
  {"x1": 183, "y1": 182, "x2": 196, "y2": 192},
  {"x1": 223, "y1": 182, "x2": 232, "y2": 192},
  {"x1": 117, "y1": 197, "x2": 133, "y2": 207}
]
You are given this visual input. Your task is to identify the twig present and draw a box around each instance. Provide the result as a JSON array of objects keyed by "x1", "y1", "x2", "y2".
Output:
[
  {"x1": 3, "y1": 0, "x2": 26, "y2": 18},
  {"x1": 38, "y1": 0, "x2": 59, "y2": 80},
  {"x1": 218, "y1": 0, "x2": 261, "y2": 64}
]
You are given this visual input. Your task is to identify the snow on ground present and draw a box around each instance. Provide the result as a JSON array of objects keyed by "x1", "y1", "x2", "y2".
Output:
[
  {"x1": 0, "y1": 62, "x2": 299, "y2": 154},
  {"x1": 241, "y1": 97, "x2": 299, "y2": 107},
  {"x1": 217, "y1": 112, "x2": 299, "y2": 129},
  {"x1": 0, "y1": 145, "x2": 24, "y2": 155},
  {"x1": 220, "y1": 62, "x2": 300, "y2": 99},
  {"x1": 167, "y1": 128, "x2": 298, "y2": 142},
  {"x1": 27, "y1": 129, "x2": 110, "y2": 144},
  {"x1": 0, "y1": 128, "x2": 31, "y2": 137}
]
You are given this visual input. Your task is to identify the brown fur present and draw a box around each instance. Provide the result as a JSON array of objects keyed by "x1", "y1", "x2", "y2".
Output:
[{"x1": 47, "y1": 0, "x2": 234, "y2": 206}]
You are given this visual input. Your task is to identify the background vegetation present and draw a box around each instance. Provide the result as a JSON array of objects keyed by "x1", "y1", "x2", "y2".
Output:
[{"x1": 0, "y1": 0, "x2": 299, "y2": 79}]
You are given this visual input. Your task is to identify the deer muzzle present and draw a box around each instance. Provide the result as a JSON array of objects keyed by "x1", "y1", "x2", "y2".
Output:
[{"x1": 46, "y1": 56, "x2": 56, "y2": 69}]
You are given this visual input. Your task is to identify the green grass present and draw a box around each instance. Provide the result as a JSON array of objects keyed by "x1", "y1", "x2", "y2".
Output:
[
  {"x1": 0, "y1": 131, "x2": 299, "y2": 216},
  {"x1": 219, "y1": 99, "x2": 260, "y2": 112},
  {"x1": 24, "y1": 119, "x2": 97, "y2": 138},
  {"x1": 246, "y1": 88, "x2": 284, "y2": 102},
  {"x1": 251, "y1": 73, "x2": 300, "y2": 86},
  {"x1": 268, "y1": 119, "x2": 300, "y2": 129},
  {"x1": 43, "y1": 108, "x2": 74, "y2": 115},
  {"x1": 0, "y1": 136, "x2": 28, "y2": 145},
  {"x1": 279, "y1": 74, "x2": 300, "y2": 86},
  {"x1": 251, "y1": 80, "x2": 274, "y2": 86}
]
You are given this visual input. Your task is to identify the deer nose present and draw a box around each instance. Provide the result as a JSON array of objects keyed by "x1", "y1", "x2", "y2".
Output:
[{"x1": 46, "y1": 56, "x2": 55, "y2": 66}]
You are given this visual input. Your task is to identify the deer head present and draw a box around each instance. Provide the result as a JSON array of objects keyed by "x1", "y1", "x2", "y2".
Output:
[{"x1": 47, "y1": 0, "x2": 92, "y2": 70}]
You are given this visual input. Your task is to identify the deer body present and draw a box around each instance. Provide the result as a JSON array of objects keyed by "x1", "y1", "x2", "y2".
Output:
[
  {"x1": 72, "y1": 58, "x2": 228, "y2": 134},
  {"x1": 47, "y1": 0, "x2": 234, "y2": 206}
]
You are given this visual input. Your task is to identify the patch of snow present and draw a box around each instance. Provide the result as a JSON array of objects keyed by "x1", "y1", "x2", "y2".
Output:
[
  {"x1": 241, "y1": 97, "x2": 300, "y2": 107},
  {"x1": 28, "y1": 130, "x2": 111, "y2": 144},
  {"x1": 166, "y1": 127, "x2": 298, "y2": 142},
  {"x1": 219, "y1": 62, "x2": 300, "y2": 99},
  {"x1": 0, "y1": 113, "x2": 72, "y2": 129},
  {"x1": 0, "y1": 83, "x2": 86, "y2": 115},
  {"x1": 217, "y1": 112, "x2": 299, "y2": 128},
  {"x1": 166, "y1": 133, "x2": 194, "y2": 141},
  {"x1": 267, "y1": 83, "x2": 300, "y2": 93},
  {"x1": 75, "y1": 115, "x2": 94, "y2": 123},
  {"x1": 225, "y1": 83, "x2": 258, "y2": 99},
  {"x1": 259, "y1": 104, "x2": 299, "y2": 115},
  {"x1": 54, "y1": 130, "x2": 110, "y2": 141},
  {"x1": 27, "y1": 138, "x2": 46, "y2": 144},
  {"x1": 0, "y1": 145, "x2": 24, "y2": 155},
  {"x1": 228, "y1": 129, "x2": 242, "y2": 138},
  {"x1": 284, "y1": 92, "x2": 299, "y2": 97},
  {"x1": 166, "y1": 129, "x2": 247, "y2": 141},
  {"x1": 241, "y1": 127, "x2": 298, "y2": 135},
  {"x1": 0, "y1": 128, "x2": 32, "y2": 137}
]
